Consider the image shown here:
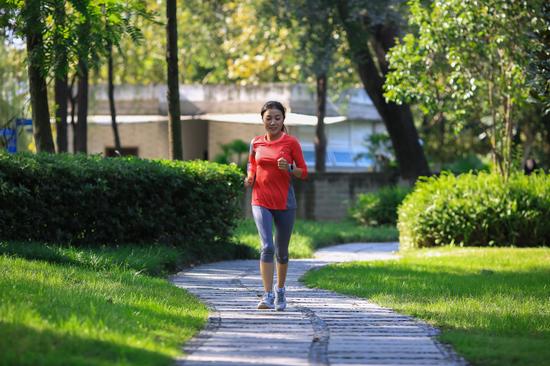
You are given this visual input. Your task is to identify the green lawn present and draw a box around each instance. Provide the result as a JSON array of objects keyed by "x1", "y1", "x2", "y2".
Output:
[
  {"x1": 233, "y1": 218, "x2": 398, "y2": 258},
  {"x1": 302, "y1": 247, "x2": 550, "y2": 366},
  {"x1": 0, "y1": 241, "x2": 208, "y2": 366}
]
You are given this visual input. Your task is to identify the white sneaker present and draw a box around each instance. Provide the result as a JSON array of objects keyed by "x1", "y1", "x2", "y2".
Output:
[
  {"x1": 274, "y1": 287, "x2": 286, "y2": 311},
  {"x1": 257, "y1": 291, "x2": 275, "y2": 309}
]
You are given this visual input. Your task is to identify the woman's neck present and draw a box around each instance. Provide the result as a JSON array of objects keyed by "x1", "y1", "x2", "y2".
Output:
[{"x1": 266, "y1": 131, "x2": 284, "y2": 141}]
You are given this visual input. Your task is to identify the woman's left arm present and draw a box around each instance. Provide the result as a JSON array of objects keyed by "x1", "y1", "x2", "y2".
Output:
[{"x1": 290, "y1": 139, "x2": 308, "y2": 179}]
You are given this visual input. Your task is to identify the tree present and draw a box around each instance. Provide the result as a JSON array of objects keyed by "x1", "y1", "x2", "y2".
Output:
[
  {"x1": 25, "y1": 0, "x2": 55, "y2": 152},
  {"x1": 103, "y1": 0, "x2": 153, "y2": 153},
  {"x1": 527, "y1": 2, "x2": 550, "y2": 116},
  {"x1": 336, "y1": 0, "x2": 430, "y2": 182},
  {"x1": 3, "y1": 0, "x2": 58, "y2": 152},
  {"x1": 384, "y1": 0, "x2": 546, "y2": 178},
  {"x1": 69, "y1": 0, "x2": 152, "y2": 153},
  {"x1": 278, "y1": 0, "x2": 339, "y2": 172},
  {"x1": 166, "y1": 0, "x2": 182, "y2": 160},
  {"x1": 51, "y1": 0, "x2": 70, "y2": 152},
  {"x1": 72, "y1": 0, "x2": 92, "y2": 154},
  {"x1": 0, "y1": 39, "x2": 28, "y2": 132}
]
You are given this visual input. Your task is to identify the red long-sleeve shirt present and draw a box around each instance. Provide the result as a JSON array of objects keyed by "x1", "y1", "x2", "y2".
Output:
[{"x1": 248, "y1": 133, "x2": 308, "y2": 210}]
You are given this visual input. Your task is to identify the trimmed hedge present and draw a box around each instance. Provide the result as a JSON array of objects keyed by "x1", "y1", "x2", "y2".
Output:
[
  {"x1": 398, "y1": 171, "x2": 550, "y2": 249},
  {"x1": 0, "y1": 153, "x2": 244, "y2": 249},
  {"x1": 350, "y1": 186, "x2": 411, "y2": 226}
]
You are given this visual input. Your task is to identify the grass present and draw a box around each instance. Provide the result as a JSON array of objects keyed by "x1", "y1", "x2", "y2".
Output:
[
  {"x1": 302, "y1": 247, "x2": 550, "y2": 366},
  {"x1": 0, "y1": 241, "x2": 208, "y2": 366},
  {"x1": 233, "y1": 218, "x2": 398, "y2": 258}
]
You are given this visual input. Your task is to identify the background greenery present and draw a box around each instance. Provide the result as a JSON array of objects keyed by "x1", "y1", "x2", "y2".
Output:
[
  {"x1": 302, "y1": 247, "x2": 550, "y2": 366},
  {"x1": 349, "y1": 185, "x2": 412, "y2": 226}
]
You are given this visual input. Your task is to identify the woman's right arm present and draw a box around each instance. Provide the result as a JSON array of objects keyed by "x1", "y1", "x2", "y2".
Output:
[{"x1": 245, "y1": 139, "x2": 256, "y2": 187}]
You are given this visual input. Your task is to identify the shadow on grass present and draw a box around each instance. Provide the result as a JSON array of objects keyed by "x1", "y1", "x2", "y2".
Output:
[
  {"x1": 0, "y1": 321, "x2": 174, "y2": 366},
  {"x1": 0, "y1": 240, "x2": 256, "y2": 276}
]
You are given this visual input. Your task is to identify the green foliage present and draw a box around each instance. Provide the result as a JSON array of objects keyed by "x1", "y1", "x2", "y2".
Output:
[
  {"x1": 303, "y1": 247, "x2": 550, "y2": 366},
  {"x1": 384, "y1": 0, "x2": 547, "y2": 177},
  {"x1": 355, "y1": 132, "x2": 396, "y2": 172},
  {"x1": 527, "y1": 2, "x2": 550, "y2": 115},
  {"x1": 440, "y1": 153, "x2": 489, "y2": 175},
  {"x1": 398, "y1": 172, "x2": 550, "y2": 249},
  {"x1": 0, "y1": 153, "x2": 244, "y2": 250},
  {"x1": 0, "y1": 40, "x2": 28, "y2": 129},
  {"x1": 350, "y1": 186, "x2": 411, "y2": 226},
  {"x1": 214, "y1": 139, "x2": 249, "y2": 172}
]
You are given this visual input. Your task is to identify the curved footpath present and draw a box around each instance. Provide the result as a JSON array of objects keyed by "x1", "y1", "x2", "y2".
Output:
[{"x1": 170, "y1": 242, "x2": 467, "y2": 366}]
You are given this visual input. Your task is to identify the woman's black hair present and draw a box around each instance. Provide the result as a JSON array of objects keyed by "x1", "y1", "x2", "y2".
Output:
[{"x1": 260, "y1": 100, "x2": 287, "y2": 133}]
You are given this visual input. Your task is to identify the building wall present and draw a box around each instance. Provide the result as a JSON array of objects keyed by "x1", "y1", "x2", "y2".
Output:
[
  {"x1": 242, "y1": 172, "x2": 396, "y2": 221},
  {"x1": 208, "y1": 121, "x2": 267, "y2": 160},
  {"x1": 182, "y1": 119, "x2": 208, "y2": 160},
  {"x1": 87, "y1": 122, "x2": 169, "y2": 158},
  {"x1": 84, "y1": 119, "x2": 207, "y2": 160}
]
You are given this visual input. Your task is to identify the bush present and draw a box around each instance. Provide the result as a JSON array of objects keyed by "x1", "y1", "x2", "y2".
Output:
[
  {"x1": 0, "y1": 153, "x2": 244, "y2": 250},
  {"x1": 398, "y1": 171, "x2": 550, "y2": 249},
  {"x1": 350, "y1": 185, "x2": 411, "y2": 226}
]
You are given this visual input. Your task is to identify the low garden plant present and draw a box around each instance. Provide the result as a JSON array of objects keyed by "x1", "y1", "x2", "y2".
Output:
[
  {"x1": 0, "y1": 153, "x2": 243, "y2": 253},
  {"x1": 398, "y1": 171, "x2": 550, "y2": 249},
  {"x1": 302, "y1": 247, "x2": 550, "y2": 366}
]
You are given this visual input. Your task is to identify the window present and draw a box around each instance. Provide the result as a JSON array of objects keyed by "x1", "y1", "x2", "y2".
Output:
[
  {"x1": 332, "y1": 151, "x2": 355, "y2": 166},
  {"x1": 303, "y1": 150, "x2": 315, "y2": 166},
  {"x1": 303, "y1": 149, "x2": 334, "y2": 167},
  {"x1": 354, "y1": 154, "x2": 374, "y2": 167},
  {"x1": 301, "y1": 147, "x2": 374, "y2": 170}
]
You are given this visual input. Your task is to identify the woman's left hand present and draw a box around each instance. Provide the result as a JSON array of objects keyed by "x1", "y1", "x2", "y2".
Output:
[{"x1": 277, "y1": 157, "x2": 289, "y2": 171}]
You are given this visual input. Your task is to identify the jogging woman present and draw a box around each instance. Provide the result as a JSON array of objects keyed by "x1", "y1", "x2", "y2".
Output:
[{"x1": 244, "y1": 100, "x2": 308, "y2": 311}]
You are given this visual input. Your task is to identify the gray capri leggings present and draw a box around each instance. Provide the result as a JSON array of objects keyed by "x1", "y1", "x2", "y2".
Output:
[{"x1": 252, "y1": 205, "x2": 296, "y2": 264}]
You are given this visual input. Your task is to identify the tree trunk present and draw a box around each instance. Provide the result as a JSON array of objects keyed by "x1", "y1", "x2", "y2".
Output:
[
  {"x1": 54, "y1": 75, "x2": 68, "y2": 153},
  {"x1": 75, "y1": 59, "x2": 88, "y2": 154},
  {"x1": 68, "y1": 74, "x2": 77, "y2": 153},
  {"x1": 336, "y1": 0, "x2": 430, "y2": 182},
  {"x1": 166, "y1": 0, "x2": 183, "y2": 160},
  {"x1": 25, "y1": 0, "x2": 55, "y2": 153},
  {"x1": 315, "y1": 73, "x2": 328, "y2": 172},
  {"x1": 108, "y1": 44, "x2": 122, "y2": 151},
  {"x1": 54, "y1": 0, "x2": 68, "y2": 153}
]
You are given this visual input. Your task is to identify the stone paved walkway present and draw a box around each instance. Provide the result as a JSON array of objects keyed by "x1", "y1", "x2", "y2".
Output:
[{"x1": 170, "y1": 242, "x2": 467, "y2": 366}]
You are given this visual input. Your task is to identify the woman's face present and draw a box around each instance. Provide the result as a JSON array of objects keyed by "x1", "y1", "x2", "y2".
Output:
[{"x1": 262, "y1": 108, "x2": 284, "y2": 136}]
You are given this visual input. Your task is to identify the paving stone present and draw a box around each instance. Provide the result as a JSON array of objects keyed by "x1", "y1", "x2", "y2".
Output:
[{"x1": 171, "y1": 242, "x2": 467, "y2": 366}]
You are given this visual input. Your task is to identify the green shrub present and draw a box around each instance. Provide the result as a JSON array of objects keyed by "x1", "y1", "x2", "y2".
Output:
[
  {"x1": 350, "y1": 185, "x2": 412, "y2": 226},
  {"x1": 398, "y1": 171, "x2": 550, "y2": 249},
  {"x1": 0, "y1": 153, "x2": 244, "y2": 250}
]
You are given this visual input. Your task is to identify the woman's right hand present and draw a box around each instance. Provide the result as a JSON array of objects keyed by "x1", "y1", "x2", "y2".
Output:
[{"x1": 244, "y1": 175, "x2": 254, "y2": 187}]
